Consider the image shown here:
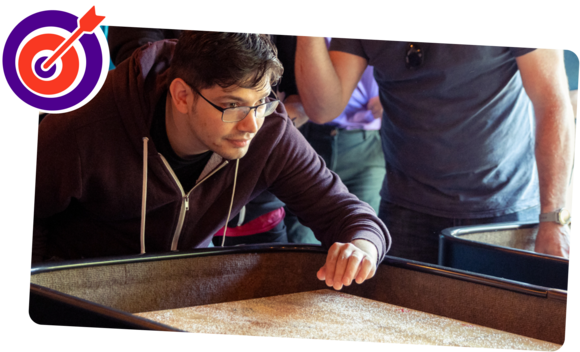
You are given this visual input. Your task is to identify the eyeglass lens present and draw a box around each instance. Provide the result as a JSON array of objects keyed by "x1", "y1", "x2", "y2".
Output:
[{"x1": 222, "y1": 100, "x2": 279, "y2": 122}]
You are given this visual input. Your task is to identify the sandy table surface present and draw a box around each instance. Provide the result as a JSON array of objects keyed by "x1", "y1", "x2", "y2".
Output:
[{"x1": 135, "y1": 289, "x2": 560, "y2": 350}]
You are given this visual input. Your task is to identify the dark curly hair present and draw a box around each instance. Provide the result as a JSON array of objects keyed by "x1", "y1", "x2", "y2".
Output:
[{"x1": 168, "y1": 31, "x2": 283, "y2": 93}]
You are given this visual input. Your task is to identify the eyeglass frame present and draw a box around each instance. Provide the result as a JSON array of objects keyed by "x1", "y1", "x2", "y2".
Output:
[{"x1": 193, "y1": 88, "x2": 280, "y2": 123}]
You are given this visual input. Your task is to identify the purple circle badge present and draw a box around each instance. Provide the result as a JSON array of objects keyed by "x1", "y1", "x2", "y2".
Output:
[{"x1": 3, "y1": 7, "x2": 109, "y2": 113}]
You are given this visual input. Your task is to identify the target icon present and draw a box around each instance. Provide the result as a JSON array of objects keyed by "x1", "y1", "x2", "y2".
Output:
[{"x1": 3, "y1": 7, "x2": 109, "y2": 113}]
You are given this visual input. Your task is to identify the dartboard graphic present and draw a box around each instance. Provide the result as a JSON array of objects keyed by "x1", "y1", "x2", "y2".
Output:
[{"x1": 3, "y1": 8, "x2": 108, "y2": 113}]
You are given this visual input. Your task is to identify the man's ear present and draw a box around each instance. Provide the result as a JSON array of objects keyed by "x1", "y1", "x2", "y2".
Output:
[{"x1": 169, "y1": 78, "x2": 193, "y2": 114}]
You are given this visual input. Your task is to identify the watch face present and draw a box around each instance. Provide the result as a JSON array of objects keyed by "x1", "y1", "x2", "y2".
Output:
[{"x1": 558, "y1": 209, "x2": 571, "y2": 225}]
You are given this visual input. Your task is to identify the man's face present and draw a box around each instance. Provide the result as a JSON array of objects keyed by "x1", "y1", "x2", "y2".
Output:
[{"x1": 180, "y1": 82, "x2": 271, "y2": 160}]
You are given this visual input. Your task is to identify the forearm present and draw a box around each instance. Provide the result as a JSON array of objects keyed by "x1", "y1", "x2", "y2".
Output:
[
  {"x1": 269, "y1": 120, "x2": 389, "y2": 259},
  {"x1": 534, "y1": 106, "x2": 573, "y2": 258},
  {"x1": 535, "y1": 102, "x2": 575, "y2": 213},
  {"x1": 294, "y1": 37, "x2": 348, "y2": 123}
]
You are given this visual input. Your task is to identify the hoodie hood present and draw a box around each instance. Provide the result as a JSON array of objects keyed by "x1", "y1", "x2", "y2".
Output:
[{"x1": 111, "y1": 39, "x2": 177, "y2": 157}]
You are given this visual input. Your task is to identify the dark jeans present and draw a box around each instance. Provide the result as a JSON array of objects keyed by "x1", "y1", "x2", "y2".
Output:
[{"x1": 378, "y1": 200, "x2": 540, "y2": 264}]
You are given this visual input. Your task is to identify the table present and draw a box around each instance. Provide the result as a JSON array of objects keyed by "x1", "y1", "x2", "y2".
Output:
[
  {"x1": 135, "y1": 289, "x2": 560, "y2": 350},
  {"x1": 439, "y1": 222, "x2": 569, "y2": 290},
  {"x1": 30, "y1": 244, "x2": 567, "y2": 346}
]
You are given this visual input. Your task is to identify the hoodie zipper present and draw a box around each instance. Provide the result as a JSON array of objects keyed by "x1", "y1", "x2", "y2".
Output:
[{"x1": 158, "y1": 154, "x2": 228, "y2": 251}]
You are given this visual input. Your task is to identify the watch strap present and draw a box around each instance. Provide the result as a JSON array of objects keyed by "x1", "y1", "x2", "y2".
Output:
[
  {"x1": 539, "y1": 212, "x2": 558, "y2": 223},
  {"x1": 539, "y1": 208, "x2": 571, "y2": 225}
]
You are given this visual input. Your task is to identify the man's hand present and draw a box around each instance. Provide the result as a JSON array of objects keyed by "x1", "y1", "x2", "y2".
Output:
[
  {"x1": 534, "y1": 222, "x2": 570, "y2": 258},
  {"x1": 317, "y1": 239, "x2": 378, "y2": 290},
  {"x1": 367, "y1": 96, "x2": 383, "y2": 119}
]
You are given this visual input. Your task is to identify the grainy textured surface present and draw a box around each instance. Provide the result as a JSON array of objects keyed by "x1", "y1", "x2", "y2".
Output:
[
  {"x1": 135, "y1": 289, "x2": 560, "y2": 350},
  {"x1": 460, "y1": 228, "x2": 538, "y2": 250}
]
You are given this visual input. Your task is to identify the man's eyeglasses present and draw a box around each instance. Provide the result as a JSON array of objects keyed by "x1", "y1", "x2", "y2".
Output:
[{"x1": 196, "y1": 90, "x2": 280, "y2": 123}]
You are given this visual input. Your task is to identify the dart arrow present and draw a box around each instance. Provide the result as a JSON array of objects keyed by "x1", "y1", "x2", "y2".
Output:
[{"x1": 42, "y1": 6, "x2": 105, "y2": 70}]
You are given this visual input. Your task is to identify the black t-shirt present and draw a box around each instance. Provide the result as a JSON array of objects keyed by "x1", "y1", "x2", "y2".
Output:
[{"x1": 150, "y1": 94, "x2": 212, "y2": 193}]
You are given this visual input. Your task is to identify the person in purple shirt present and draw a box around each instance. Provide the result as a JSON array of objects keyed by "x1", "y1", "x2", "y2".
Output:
[{"x1": 281, "y1": 37, "x2": 385, "y2": 244}]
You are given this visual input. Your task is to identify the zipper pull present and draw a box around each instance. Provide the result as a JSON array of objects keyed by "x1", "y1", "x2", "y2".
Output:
[{"x1": 185, "y1": 196, "x2": 190, "y2": 211}]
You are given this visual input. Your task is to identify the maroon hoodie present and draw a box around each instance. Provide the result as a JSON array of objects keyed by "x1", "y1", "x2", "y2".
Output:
[{"x1": 32, "y1": 39, "x2": 390, "y2": 262}]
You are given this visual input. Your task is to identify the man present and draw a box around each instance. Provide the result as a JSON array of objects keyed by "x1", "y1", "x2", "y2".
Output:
[
  {"x1": 33, "y1": 32, "x2": 390, "y2": 291},
  {"x1": 295, "y1": 38, "x2": 574, "y2": 263},
  {"x1": 107, "y1": 26, "x2": 288, "y2": 247}
]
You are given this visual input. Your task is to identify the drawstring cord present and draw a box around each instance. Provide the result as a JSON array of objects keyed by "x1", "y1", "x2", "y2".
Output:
[
  {"x1": 140, "y1": 137, "x2": 149, "y2": 254},
  {"x1": 221, "y1": 158, "x2": 239, "y2": 247},
  {"x1": 140, "y1": 139, "x2": 236, "y2": 251}
]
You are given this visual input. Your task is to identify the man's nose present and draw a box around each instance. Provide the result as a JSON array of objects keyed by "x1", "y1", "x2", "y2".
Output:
[{"x1": 237, "y1": 109, "x2": 259, "y2": 133}]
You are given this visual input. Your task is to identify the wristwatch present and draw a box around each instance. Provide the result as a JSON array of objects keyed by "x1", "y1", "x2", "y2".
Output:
[{"x1": 539, "y1": 208, "x2": 571, "y2": 225}]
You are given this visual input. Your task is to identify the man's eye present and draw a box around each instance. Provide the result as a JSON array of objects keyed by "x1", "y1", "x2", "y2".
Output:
[{"x1": 226, "y1": 103, "x2": 239, "y2": 109}]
